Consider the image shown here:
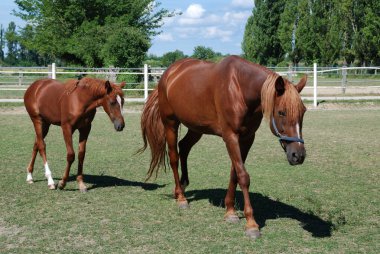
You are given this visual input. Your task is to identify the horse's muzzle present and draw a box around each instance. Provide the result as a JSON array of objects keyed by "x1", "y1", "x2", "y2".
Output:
[
  {"x1": 114, "y1": 120, "x2": 125, "y2": 131},
  {"x1": 286, "y1": 143, "x2": 306, "y2": 165}
]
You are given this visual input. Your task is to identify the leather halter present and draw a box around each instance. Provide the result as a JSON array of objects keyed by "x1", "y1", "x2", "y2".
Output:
[{"x1": 271, "y1": 116, "x2": 304, "y2": 151}]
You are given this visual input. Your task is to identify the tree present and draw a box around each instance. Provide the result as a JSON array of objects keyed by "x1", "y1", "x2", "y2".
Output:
[
  {"x1": 4, "y1": 22, "x2": 18, "y2": 65},
  {"x1": 0, "y1": 25, "x2": 4, "y2": 62},
  {"x1": 161, "y1": 50, "x2": 186, "y2": 67},
  {"x1": 14, "y1": 0, "x2": 174, "y2": 67},
  {"x1": 242, "y1": 0, "x2": 286, "y2": 65},
  {"x1": 192, "y1": 46, "x2": 222, "y2": 61}
]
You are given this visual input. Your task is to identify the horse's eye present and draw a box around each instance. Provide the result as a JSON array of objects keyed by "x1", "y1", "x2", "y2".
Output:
[{"x1": 278, "y1": 111, "x2": 286, "y2": 117}]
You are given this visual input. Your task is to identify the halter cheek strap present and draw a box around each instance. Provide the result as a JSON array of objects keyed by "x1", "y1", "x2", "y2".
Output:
[{"x1": 271, "y1": 117, "x2": 304, "y2": 145}]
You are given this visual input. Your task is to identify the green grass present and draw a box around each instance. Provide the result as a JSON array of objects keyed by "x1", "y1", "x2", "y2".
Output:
[{"x1": 0, "y1": 109, "x2": 379, "y2": 253}]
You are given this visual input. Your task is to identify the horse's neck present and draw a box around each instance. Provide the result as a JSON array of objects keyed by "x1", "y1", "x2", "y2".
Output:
[{"x1": 85, "y1": 89, "x2": 104, "y2": 112}]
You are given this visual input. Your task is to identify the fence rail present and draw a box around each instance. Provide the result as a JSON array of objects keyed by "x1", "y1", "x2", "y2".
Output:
[{"x1": 0, "y1": 63, "x2": 379, "y2": 106}]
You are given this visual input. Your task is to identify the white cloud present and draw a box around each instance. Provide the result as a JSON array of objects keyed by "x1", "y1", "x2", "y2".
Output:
[
  {"x1": 223, "y1": 11, "x2": 251, "y2": 26},
  {"x1": 185, "y1": 4, "x2": 205, "y2": 18},
  {"x1": 178, "y1": 4, "x2": 206, "y2": 25},
  {"x1": 231, "y1": 0, "x2": 254, "y2": 9},
  {"x1": 202, "y1": 27, "x2": 234, "y2": 42},
  {"x1": 156, "y1": 33, "x2": 174, "y2": 42}
]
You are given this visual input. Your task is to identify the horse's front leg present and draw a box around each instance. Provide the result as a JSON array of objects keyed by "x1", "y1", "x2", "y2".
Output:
[
  {"x1": 223, "y1": 131, "x2": 260, "y2": 239},
  {"x1": 58, "y1": 125, "x2": 75, "y2": 190},
  {"x1": 76, "y1": 125, "x2": 92, "y2": 192},
  {"x1": 224, "y1": 134, "x2": 255, "y2": 223}
]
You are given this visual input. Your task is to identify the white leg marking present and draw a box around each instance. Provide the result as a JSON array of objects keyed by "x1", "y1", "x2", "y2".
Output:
[
  {"x1": 116, "y1": 95, "x2": 123, "y2": 114},
  {"x1": 26, "y1": 172, "x2": 33, "y2": 183},
  {"x1": 44, "y1": 162, "x2": 55, "y2": 186}
]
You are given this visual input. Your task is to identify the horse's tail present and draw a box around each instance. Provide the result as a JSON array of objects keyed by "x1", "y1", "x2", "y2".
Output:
[{"x1": 138, "y1": 88, "x2": 167, "y2": 180}]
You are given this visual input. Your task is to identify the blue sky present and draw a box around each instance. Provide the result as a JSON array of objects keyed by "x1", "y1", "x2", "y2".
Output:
[{"x1": 0, "y1": 0, "x2": 254, "y2": 56}]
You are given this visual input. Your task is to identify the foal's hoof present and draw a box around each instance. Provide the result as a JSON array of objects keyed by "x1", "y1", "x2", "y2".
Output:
[
  {"x1": 177, "y1": 200, "x2": 189, "y2": 209},
  {"x1": 245, "y1": 228, "x2": 261, "y2": 240},
  {"x1": 79, "y1": 187, "x2": 88, "y2": 193},
  {"x1": 225, "y1": 214, "x2": 240, "y2": 223},
  {"x1": 48, "y1": 184, "x2": 56, "y2": 190},
  {"x1": 57, "y1": 181, "x2": 66, "y2": 190},
  {"x1": 27, "y1": 180, "x2": 34, "y2": 184}
]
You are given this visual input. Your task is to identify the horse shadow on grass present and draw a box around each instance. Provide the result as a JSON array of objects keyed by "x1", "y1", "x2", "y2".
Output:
[
  {"x1": 185, "y1": 188, "x2": 333, "y2": 238},
  {"x1": 59, "y1": 174, "x2": 165, "y2": 191}
]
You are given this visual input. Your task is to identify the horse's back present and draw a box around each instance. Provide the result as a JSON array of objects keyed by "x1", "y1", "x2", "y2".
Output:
[
  {"x1": 24, "y1": 79, "x2": 64, "y2": 124},
  {"x1": 159, "y1": 56, "x2": 249, "y2": 134}
]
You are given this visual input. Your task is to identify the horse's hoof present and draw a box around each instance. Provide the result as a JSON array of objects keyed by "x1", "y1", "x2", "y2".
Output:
[
  {"x1": 245, "y1": 228, "x2": 261, "y2": 240},
  {"x1": 48, "y1": 184, "x2": 56, "y2": 190},
  {"x1": 27, "y1": 180, "x2": 34, "y2": 184},
  {"x1": 177, "y1": 200, "x2": 189, "y2": 209},
  {"x1": 225, "y1": 214, "x2": 240, "y2": 223},
  {"x1": 79, "y1": 187, "x2": 88, "y2": 193}
]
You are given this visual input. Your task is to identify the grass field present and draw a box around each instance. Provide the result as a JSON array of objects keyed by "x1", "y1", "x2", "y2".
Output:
[{"x1": 0, "y1": 107, "x2": 379, "y2": 253}]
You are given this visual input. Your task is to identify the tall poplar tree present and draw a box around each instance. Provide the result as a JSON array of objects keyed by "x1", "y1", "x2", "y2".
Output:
[{"x1": 242, "y1": 0, "x2": 286, "y2": 65}]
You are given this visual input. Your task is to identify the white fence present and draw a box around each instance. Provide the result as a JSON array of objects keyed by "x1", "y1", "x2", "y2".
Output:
[{"x1": 0, "y1": 63, "x2": 379, "y2": 106}]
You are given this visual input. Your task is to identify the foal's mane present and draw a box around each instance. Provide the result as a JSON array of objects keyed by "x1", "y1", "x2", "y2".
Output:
[
  {"x1": 261, "y1": 72, "x2": 304, "y2": 123},
  {"x1": 65, "y1": 77, "x2": 108, "y2": 97}
]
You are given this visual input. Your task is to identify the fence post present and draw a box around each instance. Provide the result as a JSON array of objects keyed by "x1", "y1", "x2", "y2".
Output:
[
  {"x1": 313, "y1": 63, "x2": 317, "y2": 107},
  {"x1": 287, "y1": 64, "x2": 293, "y2": 82},
  {"x1": 18, "y1": 71, "x2": 23, "y2": 85},
  {"x1": 144, "y1": 64, "x2": 148, "y2": 101},
  {"x1": 341, "y1": 64, "x2": 347, "y2": 94},
  {"x1": 51, "y1": 63, "x2": 56, "y2": 79}
]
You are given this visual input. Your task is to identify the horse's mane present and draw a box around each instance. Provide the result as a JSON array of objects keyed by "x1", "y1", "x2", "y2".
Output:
[
  {"x1": 65, "y1": 77, "x2": 108, "y2": 97},
  {"x1": 261, "y1": 72, "x2": 304, "y2": 124}
]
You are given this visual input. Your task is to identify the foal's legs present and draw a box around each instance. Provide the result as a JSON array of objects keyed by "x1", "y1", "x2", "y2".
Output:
[
  {"x1": 76, "y1": 125, "x2": 91, "y2": 192},
  {"x1": 223, "y1": 131, "x2": 260, "y2": 239},
  {"x1": 224, "y1": 134, "x2": 255, "y2": 223},
  {"x1": 27, "y1": 119, "x2": 55, "y2": 189},
  {"x1": 58, "y1": 125, "x2": 75, "y2": 190},
  {"x1": 164, "y1": 120, "x2": 189, "y2": 208},
  {"x1": 178, "y1": 130, "x2": 202, "y2": 191}
]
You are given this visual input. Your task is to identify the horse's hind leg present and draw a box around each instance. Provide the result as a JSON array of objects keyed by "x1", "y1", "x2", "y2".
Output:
[
  {"x1": 178, "y1": 130, "x2": 202, "y2": 191},
  {"x1": 58, "y1": 125, "x2": 75, "y2": 190},
  {"x1": 164, "y1": 120, "x2": 189, "y2": 208},
  {"x1": 28, "y1": 119, "x2": 55, "y2": 189},
  {"x1": 76, "y1": 125, "x2": 92, "y2": 192},
  {"x1": 26, "y1": 139, "x2": 38, "y2": 184}
]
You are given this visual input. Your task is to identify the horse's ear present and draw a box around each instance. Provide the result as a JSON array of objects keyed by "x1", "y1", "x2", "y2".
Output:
[
  {"x1": 275, "y1": 75, "x2": 285, "y2": 96},
  {"x1": 105, "y1": 80, "x2": 112, "y2": 94},
  {"x1": 119, "y1": 82, "x2": 126, "y2": 89},
  {"x1": 295, "y1": 75, "x2": 307, "y2": 93}
]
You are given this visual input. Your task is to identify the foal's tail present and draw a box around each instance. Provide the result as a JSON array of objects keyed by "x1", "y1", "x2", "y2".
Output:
[{"x1": 139, "y1": 89, "x2": 167, "y2": 180}]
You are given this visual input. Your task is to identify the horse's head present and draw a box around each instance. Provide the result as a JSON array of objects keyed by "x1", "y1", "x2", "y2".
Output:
[
  {"x1": 262, "y1": 74, "x2": 307, "y2": 165},
  {"x1": 101, "y1": 81, "x2": 126, "y2": 131}
]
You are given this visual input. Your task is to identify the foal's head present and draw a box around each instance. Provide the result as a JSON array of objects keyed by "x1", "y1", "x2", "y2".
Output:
[
  {"x1": 101, "y1": 80, "x2": 126, "y2": 131},
  {"x1": 261, "y1": 73, "x2": 307, "y2": 165}
]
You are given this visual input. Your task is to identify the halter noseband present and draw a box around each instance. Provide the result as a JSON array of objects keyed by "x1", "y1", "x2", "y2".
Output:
[{"x1": 271, "y1": 116, "x2": 304, "y2": 151}]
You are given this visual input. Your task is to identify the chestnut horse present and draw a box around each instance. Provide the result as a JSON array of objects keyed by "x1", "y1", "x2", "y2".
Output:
[
  {"x1": 24, "y1": 77, "x2": 125, "y2": 192},
  {"x1": 140, "y1": 56, "x2": 307, "y2": 239}
]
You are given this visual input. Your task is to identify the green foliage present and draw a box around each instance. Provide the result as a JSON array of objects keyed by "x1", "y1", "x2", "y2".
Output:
[
  {"x1": 161, "y1": 50, "x2": 186, "y2": 67},
  {"x1": 242, "y1": 0, "x2": 286, "y2": 65},
  {"x1": 192, "y1": 46, "x2": 222, "y2": 61},
  {"x1": 13, "y1": 0, "x2": 173, "y2": 67},
  {"x1": 243, "y1": 0, "x2": 380, "y2": 66}
]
